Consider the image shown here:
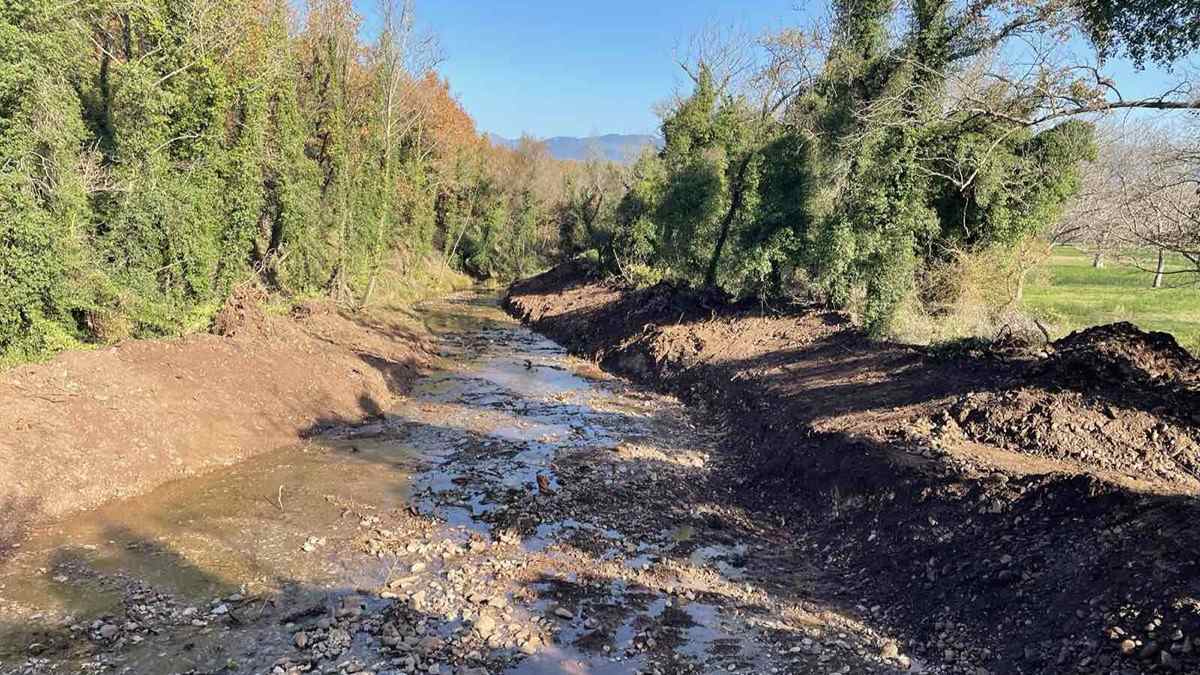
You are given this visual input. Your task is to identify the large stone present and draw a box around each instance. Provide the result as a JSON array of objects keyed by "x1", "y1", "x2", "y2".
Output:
[{"x1": 880, "y1": 640, "x2": 900, "y2": 659}]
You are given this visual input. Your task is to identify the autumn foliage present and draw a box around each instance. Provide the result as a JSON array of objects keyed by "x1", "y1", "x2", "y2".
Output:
[{"x1": 0, "y1": 0, "x2": 566, "y2": 364}]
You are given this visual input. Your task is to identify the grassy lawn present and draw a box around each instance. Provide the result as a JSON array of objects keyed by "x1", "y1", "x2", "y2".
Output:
[{"x1": 1023, "y1": 246, "x2": 1200, "y2": 354}]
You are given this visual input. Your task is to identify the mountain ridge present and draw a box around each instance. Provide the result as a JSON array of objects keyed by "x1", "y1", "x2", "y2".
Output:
[{"x1": 487, "y1": 133, "x2": 661, "y2": 163}]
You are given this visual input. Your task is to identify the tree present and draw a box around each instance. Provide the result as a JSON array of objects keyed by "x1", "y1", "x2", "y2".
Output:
[
  {"x1": 557, "y1": 157, "x2": 626, "y2": 260},
  {"x1": 0, "y1": 0, "x2": 556, "y2": 365},
  {"x1": 1075, "y1": 0, "x2": 1200, "y2": 68},
  {"x1": 587, "y1": 0, "x2": 1196, "y2": 333},
  {"x1": 1114, "y1": 128, "x2": 1200, "y2": 286}
]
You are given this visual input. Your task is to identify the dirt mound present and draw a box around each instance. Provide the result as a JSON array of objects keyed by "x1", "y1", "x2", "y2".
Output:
[
  {"x1": 211, "y1": 283, "x2": 272, "y2": 338},
  {"x1": 934, "y1": 322, "x2": 1200, "y2": 489},
  {"x1": 1049, "y1": 322, "x2": 1198, "y2": 383},
  {"x1": 942, "y1": 388, "x2": 1200, "y2": 486}
]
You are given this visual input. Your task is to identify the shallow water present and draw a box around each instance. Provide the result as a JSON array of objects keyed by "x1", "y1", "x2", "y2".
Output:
[{"x1": 0, "y1": 294, "x2": 776, "y2": 674}]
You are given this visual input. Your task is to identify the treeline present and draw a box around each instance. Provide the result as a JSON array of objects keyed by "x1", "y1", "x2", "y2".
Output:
[
  {"x1": 569, "y1": 0, "x2": 1200, "y2": 335},
  {"x1": 0, "y1": 0, "x2": 563, "y2": 364}
]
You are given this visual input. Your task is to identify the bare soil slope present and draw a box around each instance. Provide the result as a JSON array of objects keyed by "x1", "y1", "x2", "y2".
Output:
[
  {"x1": 0, "y1": 295, "x2": 433, "y2": 551},
  {"x1": 504, "y1": 262, "x2": 1200, "y2": 674}
]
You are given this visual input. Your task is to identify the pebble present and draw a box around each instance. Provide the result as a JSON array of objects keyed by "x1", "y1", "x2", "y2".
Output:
[{"x1": 475, "y1": 615, "x2": 496, "y2": 637}]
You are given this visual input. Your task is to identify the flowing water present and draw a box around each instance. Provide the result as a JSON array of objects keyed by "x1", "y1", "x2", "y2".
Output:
[{"x1": 0, "y1": 294, "x2": 900, "y2": 675}]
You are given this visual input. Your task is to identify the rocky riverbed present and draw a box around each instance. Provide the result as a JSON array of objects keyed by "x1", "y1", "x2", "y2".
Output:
[{"x1": 0, "y1": 294, "x2": 915, "y2": 675}]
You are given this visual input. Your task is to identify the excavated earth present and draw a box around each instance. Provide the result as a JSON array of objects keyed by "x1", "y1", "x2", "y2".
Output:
[
  {"x1": 1, "y1": 293, "x2": 924, "y2": 675},
  {"x1": 0, "y1": 290, "x2": 433, "y2": 531},
  {"x1": 1, "y1": 269, "x2": 1197, "y2": 675},
  {"x1": 503, "y1": 262, "x2": 1200, "y2": 675}
]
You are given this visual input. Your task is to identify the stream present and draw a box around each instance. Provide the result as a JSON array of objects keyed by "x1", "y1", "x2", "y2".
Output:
[{"x1": 0, "y1": 294, "x2": 906, "y2": 675}]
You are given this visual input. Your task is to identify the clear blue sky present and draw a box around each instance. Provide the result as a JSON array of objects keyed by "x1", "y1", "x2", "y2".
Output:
[
  {"x1": 354, "y1": 1, "x2": 1188, "y2": 140},
  {"x1": 374, "y1": 0, "x2": 810, "y2": 139}
]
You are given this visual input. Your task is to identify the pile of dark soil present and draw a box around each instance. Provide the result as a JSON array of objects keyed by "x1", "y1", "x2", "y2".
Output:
[
  {"x1": 943, "y1": 323, "x2": 1200, "y2": 488},
  {"x1": 943, "y1": 387, "x2": 1200, "y2": 486},
  {"x1": 504, "y1": 264, "x2": 1200, "y2": 675},
  {"x1": 1038, "y1": 323, "x2": 1200, "y2": 425},
  {"x1": 1047, "y1": 322, "x2": 1199, "y2": 387}
]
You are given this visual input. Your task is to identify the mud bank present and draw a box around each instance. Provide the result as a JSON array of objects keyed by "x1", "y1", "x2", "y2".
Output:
[
  {"x1": 0, "y1": 300, "x2": 432, "y2": 534},
  {"x1": 504, "y1": 263, "x2": 1200, "y2": 675}
]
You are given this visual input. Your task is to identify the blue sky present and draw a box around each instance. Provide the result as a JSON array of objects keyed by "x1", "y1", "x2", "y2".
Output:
[
  {"x1": 380, "y1": 0, "x2": 811, "y2": 139},
  {"x1": 354, "y1": 1, "x2": 1190, "y2": 140}
]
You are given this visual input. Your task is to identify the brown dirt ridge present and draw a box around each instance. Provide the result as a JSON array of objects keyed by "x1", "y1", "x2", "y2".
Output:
[
  {"x1": 0, "y1": 293, "x2": 433, "y2": 550},
  {"x1": 503, "y1": 261, "x2": 1200, "y2": 675}
]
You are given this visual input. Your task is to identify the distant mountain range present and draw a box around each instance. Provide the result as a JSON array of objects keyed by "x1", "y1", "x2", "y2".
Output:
[{"x1": 487, "y1": 133, "x2": 662, "y2": 163}]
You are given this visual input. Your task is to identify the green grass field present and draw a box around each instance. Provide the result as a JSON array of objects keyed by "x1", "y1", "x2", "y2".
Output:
[{"x1": 1023, "y1": 246, "x2": 1200, "y2": 353}]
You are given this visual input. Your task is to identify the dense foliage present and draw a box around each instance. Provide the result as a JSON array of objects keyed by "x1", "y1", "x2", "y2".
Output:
[
  {"x1": 4, "y1": 0, "x2": 1196, "y2": 361},
  {"x1": 0, "y1": 0, "x2": 559, "y2": 364},
  {"x1": 579, "y1": 1, "x2": 1124, "y2": 334},
  {"x1": 1076, "y1": 0, "x2": 1200, "y2": 67}
]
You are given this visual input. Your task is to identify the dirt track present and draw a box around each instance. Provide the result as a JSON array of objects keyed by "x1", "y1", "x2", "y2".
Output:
[{"x1": 503, "y1": 262, "x2": 1200, "y2": 675}]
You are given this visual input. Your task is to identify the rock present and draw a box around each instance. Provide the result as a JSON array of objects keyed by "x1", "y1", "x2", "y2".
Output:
[
  {"x1": 1140, "y1": 641, "x2": 1162, "y2": 660},
  {"x1": 880, "y1": 640, "x2": 900, "y2": 659},
  {"x1": 294, "y1": 631, "x2": 309, "y2": 649},
  {"x1": 520, "y1": 636, "x2": 541, "y2": 654},
  {"x1": 1120, "y1": 639, "x2": 1137, "y2": 655},
  {"x1": 211, "y1": 604, "x2": 229, "y2": 616},
  {"x1": 475, "y1": 615, "x2": 496, "y2": 637},
  {"x1": 338, "y1": 596, "x2": 364, "y2": 619},
  {"x1": 418, "y1": 636, "x2": 441, "y2": 655},
  {"x1": 553, "y1": 607, "x2": 574, "y2": 620}
]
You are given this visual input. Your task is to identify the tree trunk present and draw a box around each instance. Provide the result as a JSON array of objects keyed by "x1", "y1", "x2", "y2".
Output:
[
  {"x1": 704, "y1": 156, "x2": 753, "y2": 288},
  {"x1": 1153, "y1": 249, "x2": 1166, "y2": 288},
  {"x1": 1092, "y1": 252, "x2": 1104, "y2": 268}
]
